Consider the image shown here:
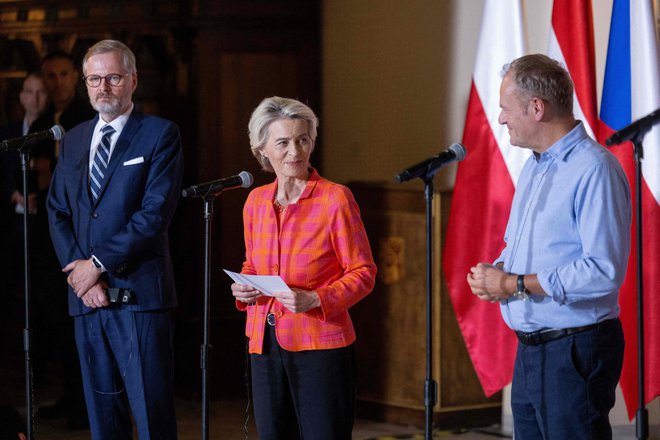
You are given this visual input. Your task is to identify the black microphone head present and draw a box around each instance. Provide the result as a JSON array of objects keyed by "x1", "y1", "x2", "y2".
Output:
[
  {"x1": 239, "y1": 171, "x2": 254, "y2": 188},
  {"x1": 51, "y1": 124, "x2": 65, "y2": 141},
  {"x1": 449, "y1": 143, "x2": 467, "y2": 161}
]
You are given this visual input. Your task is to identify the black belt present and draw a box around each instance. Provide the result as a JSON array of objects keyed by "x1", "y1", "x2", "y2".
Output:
[{"x1": 516, "y1": 319, "x2": 617, "y2": 346}]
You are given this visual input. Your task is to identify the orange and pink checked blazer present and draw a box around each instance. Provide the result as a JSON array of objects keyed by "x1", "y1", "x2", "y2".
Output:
[{"x1": 237, "y1": 169, "x2": 377, "y2": 354}]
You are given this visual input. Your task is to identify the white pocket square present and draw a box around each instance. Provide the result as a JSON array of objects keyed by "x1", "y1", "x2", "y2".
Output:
[{"x1": 123, "y1": 157, "x2": 144, "y2": 166}]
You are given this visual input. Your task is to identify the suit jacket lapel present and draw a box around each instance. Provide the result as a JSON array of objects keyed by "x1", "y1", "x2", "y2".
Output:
[{"x1": 77, "y1": 118, "x2": 97, "y2": 205}]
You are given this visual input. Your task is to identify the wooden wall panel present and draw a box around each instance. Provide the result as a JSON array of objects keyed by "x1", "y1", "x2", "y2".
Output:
[
  {"x1": 349, "y1": 182, "x2": 501, "y2": 429},
  {"x1": 194, "y1": 28, "x2": 319, "y2": 304}
]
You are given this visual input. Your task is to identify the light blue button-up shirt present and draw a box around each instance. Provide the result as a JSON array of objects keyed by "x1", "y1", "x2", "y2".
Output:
[{"x1": 496, "y1": 122, "x2": 631, "y2": 332}]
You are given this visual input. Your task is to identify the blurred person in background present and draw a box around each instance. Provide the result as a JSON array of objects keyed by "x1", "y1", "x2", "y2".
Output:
[{"x1": 0, "y1": 72, "x2": 47, "y2": 363}]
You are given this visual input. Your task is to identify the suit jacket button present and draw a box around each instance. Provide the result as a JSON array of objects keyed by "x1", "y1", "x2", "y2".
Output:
[{"x1": 91, "y1": 212, "x2": 98, "y2": 219}]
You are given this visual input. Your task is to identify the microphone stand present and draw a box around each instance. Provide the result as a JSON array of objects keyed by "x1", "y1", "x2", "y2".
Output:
[
  {"x1": 199, "y1": 194, "x2": 216, "y2": 440},
  {"x1": 606, "y1": 111, "x2": 659, "y2": 439},
  {"x1": 631, "y1": 132, "x2": 648, "y2": 440},
  {"x1": 421, "y1": 174, "x2": 438, "y2": 440},
  {"x1": 396, "y1": 164, "x2": 443, "y2": 439},
  {"x1": 18, "y1": 146, "x2": 35, "y2": 440},
  {"x1": 184, "y1": 173, "x2": 253, "y2": 440}
]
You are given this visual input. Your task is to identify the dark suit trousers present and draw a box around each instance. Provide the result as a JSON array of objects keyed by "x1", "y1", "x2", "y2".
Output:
[
  {"x1": 74, "y1": 308, "x2": 177, "y2": 440},
  {"x1": 511, "y1": 319, "x2": 624, "y2": 440}
]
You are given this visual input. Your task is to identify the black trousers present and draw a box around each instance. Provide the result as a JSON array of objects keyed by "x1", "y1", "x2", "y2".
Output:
[{"x1": 250, "y1": 325, "x2": 356, "y2": 440}]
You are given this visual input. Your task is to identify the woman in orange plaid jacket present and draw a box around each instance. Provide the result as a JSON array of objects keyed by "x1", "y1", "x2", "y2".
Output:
[{"x1": 231, "y1": 96, "x2": 377, "y2": 440}]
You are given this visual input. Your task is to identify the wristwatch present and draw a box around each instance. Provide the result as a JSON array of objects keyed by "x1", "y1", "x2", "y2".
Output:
[
  {"x1": 91, "y1": 256, "x2": 105, "y2": 272},
  {"x1": 514, "y1": 274, "x2": 529, "y2": 301}
]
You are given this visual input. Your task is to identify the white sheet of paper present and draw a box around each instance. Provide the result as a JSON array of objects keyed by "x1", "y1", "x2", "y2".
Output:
[{"x1": 223, "y1": 269, "x2": 292, "y2": 296}]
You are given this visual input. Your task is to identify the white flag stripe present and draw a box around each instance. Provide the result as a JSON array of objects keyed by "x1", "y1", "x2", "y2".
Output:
[
  {"x1": 547, "y1": 28, "x2": 597, "y2": 140},
  {"x1": 472, "y1": 0, "x2": 530, "y2": 186},
  {"x1": 443, "y1": 0, "x2": 527, "y2": 396},
  {"x1": 630, "y1": 0, "x2": 660, "y2": 203}
]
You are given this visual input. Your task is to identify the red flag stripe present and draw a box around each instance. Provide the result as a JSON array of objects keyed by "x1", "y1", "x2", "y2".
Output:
[{"x1": 444, "y1": 84, "x2": 518, "y2": 396}]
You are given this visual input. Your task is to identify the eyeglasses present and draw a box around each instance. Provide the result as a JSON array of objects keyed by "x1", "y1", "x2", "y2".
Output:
[{"x1": 83, "y1": 73, "x2": 126, "y2": 88}]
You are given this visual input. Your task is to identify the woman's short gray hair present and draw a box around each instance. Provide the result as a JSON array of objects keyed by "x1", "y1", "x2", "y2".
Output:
[{"x1": 248, "y1": 96, "x2": 319, "y2": 172}]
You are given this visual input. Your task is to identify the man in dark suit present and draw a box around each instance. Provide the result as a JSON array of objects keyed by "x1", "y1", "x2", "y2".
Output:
[{"x1": 47, "y1": 39, "x2": 183, "y2": 439}]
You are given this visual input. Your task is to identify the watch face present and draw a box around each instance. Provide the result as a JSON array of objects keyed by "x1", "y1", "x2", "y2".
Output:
[
  {"x1": 516, "y1": 275, "x2": 529, "y2": 300},
  {"x1": 515, "y1": 290, "x2": 530, "y2": 301}
]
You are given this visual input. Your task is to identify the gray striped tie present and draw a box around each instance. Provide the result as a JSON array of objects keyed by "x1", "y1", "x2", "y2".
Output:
[{"x1": 90, "y1": 125, "x2": 115, "y2": 200}]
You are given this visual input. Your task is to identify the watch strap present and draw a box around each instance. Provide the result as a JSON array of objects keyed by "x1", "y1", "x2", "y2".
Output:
[{"x1": 515, "y1": 274, "x2": 529, "y2": 301}]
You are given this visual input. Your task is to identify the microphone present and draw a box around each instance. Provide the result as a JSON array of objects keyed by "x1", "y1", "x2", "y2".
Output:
[
  {"x1": 395, "y1": 143, "x2": 467, "y2": 183},
  {"x1": 0, "y1": 124, "x2": 65, "y2": 151},
  {"x1": 182, "y1": 171, "x2": 254, "y2": 198},
  {"x1": 606, "y1": 108, "x2": 660, "y2": 146}
]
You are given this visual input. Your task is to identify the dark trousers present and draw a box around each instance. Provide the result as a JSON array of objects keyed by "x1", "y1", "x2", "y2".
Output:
[
  {"x1": 250, "y1": 325, "x2": 356, "y2": 440},
  {"x1": 74, "y1": 308, "x2": 177, "y2": 440},
  {"x1": 511, "y1": 319, "x2": 624, "y2": 440}
]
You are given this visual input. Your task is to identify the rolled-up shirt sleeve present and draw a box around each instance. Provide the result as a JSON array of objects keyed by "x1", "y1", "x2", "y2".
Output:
[{"x1": 537, "y1": 160, "x2": 631, "y2": 304}]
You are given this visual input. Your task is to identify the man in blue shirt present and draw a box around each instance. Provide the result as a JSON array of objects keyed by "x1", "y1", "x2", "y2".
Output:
[{"x1": 467, "y1": 54, "x2": 631, "y2": 439}]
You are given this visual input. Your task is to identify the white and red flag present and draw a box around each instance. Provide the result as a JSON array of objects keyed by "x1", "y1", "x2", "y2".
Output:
[{"x1": 442, "y1": 0, "x2": 526, "y2": 396}]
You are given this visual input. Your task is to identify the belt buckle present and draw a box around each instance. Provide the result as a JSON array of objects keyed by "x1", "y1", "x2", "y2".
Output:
[
  {"x1": 267, "y1": 313, "x2": 276, "y2": 326},
  {"x1": 517, "y1": 330, "x2": 540, "y2": 346}
]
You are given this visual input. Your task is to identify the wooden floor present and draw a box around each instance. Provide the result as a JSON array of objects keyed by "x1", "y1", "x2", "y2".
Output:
[
  {"x1": 0, "y1": 350, "x2": 654, "y2": 439},
  {"x1": 0, "y1": 333, "x2": 653, "y2": 439},
  {"x1": 0, "y1": 348, "x2": 506, "y2": 440}
]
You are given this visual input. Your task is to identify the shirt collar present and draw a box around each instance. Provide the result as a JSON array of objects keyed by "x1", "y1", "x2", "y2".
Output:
[
  {"x1": 538, "y1": 121, "x2": 588, "y2": 163},
  {"x1": 298, "y1": 168, "x2": 320, "y2": 200},
  {"x1": 270, "y1": 168, "x2": 321, "y2": 202},
  {"x1": 93, "y1": 103, "x2": 134, "y2": 136}
]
